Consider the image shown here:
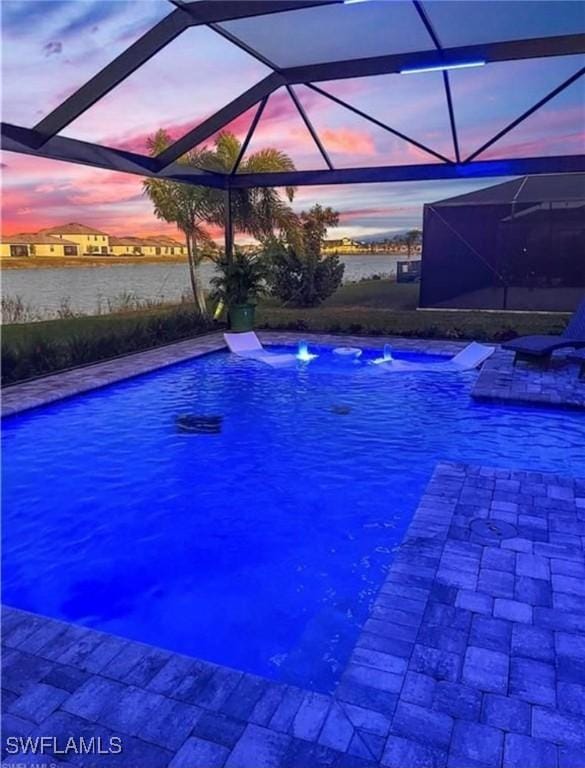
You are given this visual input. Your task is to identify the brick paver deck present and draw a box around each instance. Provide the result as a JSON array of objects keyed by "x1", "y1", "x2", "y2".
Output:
[
  {"x1": 0, "y1": 332, "x2": 227, "y2": 417},
  {"x1": 3, "y1": 463, "x2": 584, "y2": 768},
  {"x1": 473, "y1": 348, "x2": 585, "y2": 410}
]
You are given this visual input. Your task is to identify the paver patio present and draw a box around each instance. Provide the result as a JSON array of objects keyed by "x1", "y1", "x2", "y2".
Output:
[{"x1": 473, "y1": 347, "x2": 585, "y2": 409}]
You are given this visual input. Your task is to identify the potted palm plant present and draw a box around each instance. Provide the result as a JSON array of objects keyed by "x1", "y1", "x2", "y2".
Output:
[{"x1": 210, "y1": 249, "x2": 267, "y2": 331}]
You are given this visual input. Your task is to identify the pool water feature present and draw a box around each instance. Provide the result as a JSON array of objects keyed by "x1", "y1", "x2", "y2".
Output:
[
  {"x1": 3, "y1": 344, "x2": 585, "y2": 693},
  {"x1": 372, "y1": 343, "x2": 394, "y2": 364},
  {"x1": 297, "y1": 339, "x2": 318, "y2": 362}
]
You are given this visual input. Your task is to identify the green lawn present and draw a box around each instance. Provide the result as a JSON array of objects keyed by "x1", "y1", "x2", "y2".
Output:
[
  {"x1": 258, "y1": 281, "x2": 569, "y2": 341},
  {"x1": 2, "y1": 280, "x2": 570, "y2": 385},
  {"x1": 323, "y1": 280, "x2": 420, "y2": 309},
  {"x1": 260, "y1": 280, "x2": 420, "y2": 310}
]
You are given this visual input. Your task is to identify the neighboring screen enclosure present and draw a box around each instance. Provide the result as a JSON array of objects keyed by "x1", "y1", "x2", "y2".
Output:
[{"x1": 420, "y1": 173, "x2": 585, "y2": 312}]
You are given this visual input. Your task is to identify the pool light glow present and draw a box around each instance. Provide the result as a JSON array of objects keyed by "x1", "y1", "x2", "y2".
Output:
[{"x1": 297, "y1": 340, "x2": 318, "y2": 362}]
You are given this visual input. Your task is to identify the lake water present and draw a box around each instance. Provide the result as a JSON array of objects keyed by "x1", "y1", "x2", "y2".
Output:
[{"x1": 2, "y1": 254, "x2": 407, "y2": 319}]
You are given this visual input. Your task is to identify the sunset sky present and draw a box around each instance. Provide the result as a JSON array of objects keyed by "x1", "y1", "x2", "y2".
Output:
[{"x1": 1, "y1": 0, "x2": 584, "y2": 240}]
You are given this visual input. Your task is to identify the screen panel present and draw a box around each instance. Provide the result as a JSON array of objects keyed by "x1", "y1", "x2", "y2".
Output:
[
  {"x1": 2, "y1": 0, "x2": 171, "y2": 127},
  {"x1": 188, "y1": 106, "x2": 260, "y2": 172},
  {"x1": 218, "y1": 1, "x2": 434, "y2": 68},
  {"x1": 421, "y1": 0, "x2": 585, "y2": 48},
  {"x1": 478, "y1": 78, "x2": 585, "y2": 160},
  {"x1": 237, "y1": 89, "x2": 329, "y2": 172},
  {"x1": 319, "y1": 71, "x2": 455, "y2": 162},
  {"x1": 294, "y1": 85, "x2": 446, "y2": 168},
  {"x1": 60, "y1": 25, "x2": 271, "y2": 154},
  {"x1": 420, "y1": 195, "x2": 585, "y2": 312},
  {"x1": 449, "y1": 55, "x2": 585, "y2": 160}
]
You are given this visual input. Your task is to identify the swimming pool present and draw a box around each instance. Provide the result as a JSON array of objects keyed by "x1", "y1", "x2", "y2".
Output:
[{"x1": 3, "y1": 344, "x2": 585, "y2": 693}]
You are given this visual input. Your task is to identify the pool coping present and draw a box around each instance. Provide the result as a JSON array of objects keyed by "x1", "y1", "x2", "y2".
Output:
[
  {"x1": 0, "y1": 331, "x2": 468, "y2": 418},
  {"x1": 4, "y1": 461, "x2": 584, "y2": 767}
]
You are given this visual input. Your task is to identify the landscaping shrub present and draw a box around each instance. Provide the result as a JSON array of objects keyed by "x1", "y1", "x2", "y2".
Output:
[
  {"x1": 2, "y1": 306, "x2": 213, "y2": 385},
  {"x1": 264, "y1": 205, "x2": 344, "y2": 306},
  {"x1": 266, "y1": 245, "x2": 345, "y2": 307}
]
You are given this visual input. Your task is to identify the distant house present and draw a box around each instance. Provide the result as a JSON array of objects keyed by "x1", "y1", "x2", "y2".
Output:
[
  {"x1": 109, "y1": 236, "x2": 148, "y2": 256},
  {"x1": 109, "y1": 236, "x2": 187, "y2": 257},
  {"x1": 0, "y1": 233, "x2": 79, "y2": 259},
  {"x1": 322, "y1": 237, "x2": 361, "y2": 254},
  {"x1": 0, "y1": 224, "x2": 189, "y2": 259},
  {"x1": 41, "y1": 223, "x2": 110, "y2": 255},
  {"x1": 144, "y1": 236, "x2": 187, "y2": 257},
  {"x1": 139, "y1": 237, "x2": 164, "y2": 256},
  {"x1": 238, "y1": 243, "x2": 259, "y2": 255}
]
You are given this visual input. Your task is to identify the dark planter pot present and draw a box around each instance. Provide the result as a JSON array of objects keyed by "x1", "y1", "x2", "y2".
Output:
[{"x1": 229, "y1": 303, "x2": 255, "y2": 332}]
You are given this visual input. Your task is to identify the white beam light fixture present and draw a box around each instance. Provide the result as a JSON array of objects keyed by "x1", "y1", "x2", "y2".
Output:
[{"x1": 400, "y1": 60, "x2": 486, "y2": 74}]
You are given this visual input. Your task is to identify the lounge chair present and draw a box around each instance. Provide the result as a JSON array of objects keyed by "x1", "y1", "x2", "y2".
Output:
[
  {"x1": 376, "y1": 341, "x2": 495, "y2": 372},
  {"x1": 568, "y1": 348, "x2": 585, "y2": 379},
  {"x1": 447, "y1": 342, "x2": 497, "y2": 370},
  {"x1": 502, "y1": 298, "x2": 585, "y2": 366},
  {"x1": 224, "y1": 332, "x2": 297, "y2": 367}
]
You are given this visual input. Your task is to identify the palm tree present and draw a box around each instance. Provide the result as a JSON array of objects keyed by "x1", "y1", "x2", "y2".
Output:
[
  {"x1": 143, "y1": 130, "x2": 219, "y2": 315},
  {"x1": 206, "y1": 132, "x2": 299, "y2": 248},
  {"x1": 143, "y1": 130, "x2": 299, "y2": 315}
]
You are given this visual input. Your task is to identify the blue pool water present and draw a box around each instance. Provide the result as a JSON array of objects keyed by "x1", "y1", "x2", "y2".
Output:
[{"x1": 3, "y1": 345, "x2": 585, "y2": 692}]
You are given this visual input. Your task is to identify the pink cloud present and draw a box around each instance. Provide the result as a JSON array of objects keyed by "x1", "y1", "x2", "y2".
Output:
[
  {"x1": 320, "y1": 128, "x2": 376, "y2": 155},
  {"x1": 261, "y1": 89, "x2": 300, "y2": 123},
  {"x1": 2, "y1": 152, "x2": 172, "y2": 237},
  {"x1": 481, "y1": 131, "x2": 584, "y2": 160},
  {"x1": 340, "y1": 205, "x2": 413, "y2": 221},
  {"x1": 403, "y1": 142, "x2": 438, "y2": 163},
  {"x1": 104, "y1": 105, "x2": 261, "y2": 158},
  {"x1": 34, "y1": 184, "x2": 59, "y2": 193},
  {"x1": 68, "y1": 173, "x2": 144, "y2": 206}
]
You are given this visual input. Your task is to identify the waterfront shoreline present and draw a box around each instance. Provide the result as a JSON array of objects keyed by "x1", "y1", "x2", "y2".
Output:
[
  {"x1": 0, "y1": 250, "x2": 417, "y2": 270},
  {"x1": 0, "y1": 255, "x2": 191, "y2": 270}
]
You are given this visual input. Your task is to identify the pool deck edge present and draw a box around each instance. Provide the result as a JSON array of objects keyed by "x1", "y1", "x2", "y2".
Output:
[
  {"x1": 0, "y1": 333, "x2": 228, "y2": 418},
  {"x1": 3, "y1": 331, "x2": 583, "y2": 418},
  {"x1": 1, "y1": 332, "x2": 467, "y2": 418},
  {"x1": 472, "y1": 347, "x2": 585, "y2": 410}
]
